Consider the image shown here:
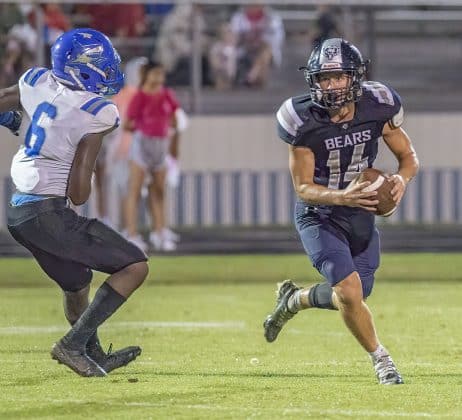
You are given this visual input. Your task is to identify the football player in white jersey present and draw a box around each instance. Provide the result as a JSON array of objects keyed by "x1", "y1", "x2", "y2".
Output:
[{"x1": 0, "y1": 28, "x2": 149, "y2": 377}]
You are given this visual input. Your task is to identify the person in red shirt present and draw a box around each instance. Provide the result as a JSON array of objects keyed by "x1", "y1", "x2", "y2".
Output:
[
  {"x1": 93, "y1": 57, "x2": 147, "y2": 228},
  {"x1": 78, "y1": 4, "x2": 146, "y2": 38},
  {"x1": 124, "y1": 61, "x2": 180, "y2": 252}
]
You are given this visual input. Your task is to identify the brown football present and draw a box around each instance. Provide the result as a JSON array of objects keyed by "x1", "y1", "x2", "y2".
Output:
[{"x1": 354, "y1": 168, "x2": 397, "y2": 217}]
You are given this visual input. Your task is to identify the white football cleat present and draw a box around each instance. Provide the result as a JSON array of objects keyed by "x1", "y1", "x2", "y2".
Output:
[{"x1": 372, "y1": 354, "x2": 404, "y2": 385}]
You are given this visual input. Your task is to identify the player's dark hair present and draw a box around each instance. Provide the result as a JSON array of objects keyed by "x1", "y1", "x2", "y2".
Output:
[{"x1": 139, "y1": 60, "x2": 164, "y2": 87}]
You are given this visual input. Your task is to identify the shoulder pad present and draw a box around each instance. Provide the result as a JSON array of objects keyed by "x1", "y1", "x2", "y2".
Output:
[
  {"x1": 97, "y1": 102, "x2": 119, "y2": 128},
  {"x1": 81, "y1": 96, "x2": 119, "y2": 132},
  {"x1": 361, "y1": 81, "x2": 404, "y2": 127},
  {"x1": 80, "y1": 97, "x2": 114, "y2": 116},
  {"x1": 361, "y1": 81, "x2": 399, "y2": 107},
  {"x1": 20, "y1": 67, "x2": 48, "y2": 87},
  {"x1": 276, "y1": 96, "x2": 308, "y2": 137}
]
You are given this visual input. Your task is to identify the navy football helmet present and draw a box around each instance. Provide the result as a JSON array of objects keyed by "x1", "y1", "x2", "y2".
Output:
[
  {"x1": 300, "y1": 38, "x2": 367, "y2": 110},
  {"x1": 51, "y1": 28, "x2": 124, "y2": 96}
]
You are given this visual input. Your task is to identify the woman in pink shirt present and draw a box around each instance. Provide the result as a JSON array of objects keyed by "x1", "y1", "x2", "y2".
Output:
[{"x1": 124, "y1": 61, "x2": 180, "y2": 252}]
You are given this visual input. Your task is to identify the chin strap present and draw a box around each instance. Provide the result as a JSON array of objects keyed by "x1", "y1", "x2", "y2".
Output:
[{"x1": 68, "y1": 69, "x2": 86, "y2": 91}]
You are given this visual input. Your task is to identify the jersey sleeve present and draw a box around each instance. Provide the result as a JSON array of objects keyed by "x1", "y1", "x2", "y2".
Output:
[
  {"x1": 91, "y1": 102, "x2": 120, "y2": 132},
  {"x1": 276, "y1": 97, "x2": 305, "y2": 145},
  {"x1": 387, "y1": 86, "x2": 404, "y2": 129},
  {"x1": 362, "y1": 81, "x2": 404, "y2": 129}
]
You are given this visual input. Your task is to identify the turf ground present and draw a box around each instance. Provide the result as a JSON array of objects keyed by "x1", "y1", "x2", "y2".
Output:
[{"x1": 1, "y1": 254, "x2": 462, "y2": 419}]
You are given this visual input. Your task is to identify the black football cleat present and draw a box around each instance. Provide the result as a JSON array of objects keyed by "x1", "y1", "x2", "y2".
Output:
[
  {"x1": 87, "y1": 342, "x2": 142, "y2": 374},
  {"x1": 51, "y1": 340, "x2": 107, "y2": 377},
  {"x1": 372, "y1": 354, "x2": 404, "y2": 385},
  {"x1": 263, "y1": 279, "x2": 300, "y2": 343}
]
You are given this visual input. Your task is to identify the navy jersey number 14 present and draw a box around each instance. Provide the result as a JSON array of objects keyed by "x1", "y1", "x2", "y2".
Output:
[
  {"x1": 24, "y1": 102, "x2": 57, "y2": 157},
  {"x1": 327, "y1": 143, "x2": 369, "y2": 189}
]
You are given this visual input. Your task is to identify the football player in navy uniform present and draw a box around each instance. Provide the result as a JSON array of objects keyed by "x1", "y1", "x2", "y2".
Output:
[
  {"x1": 0, "y1": 29, "x2": 149, "y2": 377},
  {"x1": 263, "y1": 38, "x2": 419, "y2": 384}
]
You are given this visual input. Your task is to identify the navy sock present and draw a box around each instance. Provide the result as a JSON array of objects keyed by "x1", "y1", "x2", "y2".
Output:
[{"x1": 62, "y1": 283, "x2": 126, "y2": 350}]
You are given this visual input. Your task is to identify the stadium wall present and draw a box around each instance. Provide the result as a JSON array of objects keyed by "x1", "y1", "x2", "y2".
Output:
[{"x1": 0, "y1": 112, "x2": 460, "y2": 227}]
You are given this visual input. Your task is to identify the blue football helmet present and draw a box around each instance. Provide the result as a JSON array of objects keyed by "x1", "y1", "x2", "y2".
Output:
[
  {"x1": 51, "y1": 28, "x2": 124, "y2": 96},
  {"x1": 299, "y1": 38, "x2": 367, "y2": 110}
]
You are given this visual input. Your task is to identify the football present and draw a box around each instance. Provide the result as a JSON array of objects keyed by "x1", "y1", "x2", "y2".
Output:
[{"x1": 354, "y1": 168, "x2": 397, "y2": 216}]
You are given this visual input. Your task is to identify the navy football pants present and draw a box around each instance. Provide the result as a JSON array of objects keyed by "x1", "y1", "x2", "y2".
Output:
[{"x1": 296, "y1": 218, "x2": 380, "y2": 298}]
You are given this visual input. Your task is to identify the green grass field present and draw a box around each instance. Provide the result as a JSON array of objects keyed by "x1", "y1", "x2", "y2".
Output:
[{"x1": 1, "y1": 254, "x2": 462, "y2": 419}]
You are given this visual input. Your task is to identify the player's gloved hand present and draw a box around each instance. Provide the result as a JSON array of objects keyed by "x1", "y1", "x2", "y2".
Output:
[
  {"x1": 388, "y1": 174, "x2": 406, "y2": 205},
  {"x1": 340, "y1": 181, "x2": 379, "y2": 212},
  {"x1": 0, "y1": 110, "x2": 22, "y2": 135}
]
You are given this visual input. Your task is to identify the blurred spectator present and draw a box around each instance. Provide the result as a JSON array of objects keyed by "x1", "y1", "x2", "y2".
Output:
[
  {"x1": 41, "y1": 3, "x2": 71, "y2": 66},
  {"x1": 124, "y1": 61, "x2": 181, "y2": 252},
  {"x1": 310, "y1": 5, "x2": 342, "y2": 48},
  {"x1": 209, "y1": 23, "x2": 238, "y2": 90},
  {"x1": 42, "y1": 3, "x2": 71, "y2": 42},
  {"x1": 1, "y1": 6, "x2": 36, "y2": 87},
  {"x1": 1, "y1": 3, "x2": 71, "y2": 80},
  {"x1": 0, "y1": 4, "x2": 23, "y2": 44},
  {"x1": 166, "y1": 107, "x2": 189, "y2": 189},
  {"x1": 144, "y1": 3, "x2": 175, "y2": 36},
  {"x1": 155, "y1": 4, "x2": 210, "y2": 86},
  {"x1": 230, "y1": 4, "x2": 285, "y2": 88},
  {"x1": 101, "y1": 57, "x2": 148, "y2": 229},
  {"x1": 145, "y1": 3, "x2": 175, "y2": 16},
  {"x1": 78, "y1": 4, "x2": 146, "y2": 37}
]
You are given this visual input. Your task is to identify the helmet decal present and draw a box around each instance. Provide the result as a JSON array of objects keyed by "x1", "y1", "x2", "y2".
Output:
[
  {"x1": 72, "y1": 45, "x2": 105, "y2": 64},
  {"x1": 319, "y1": 39, "x2": 343, "y2": 70},
  {"x1": 323, "y1": 45, "x2": 340, "y2": 61}
]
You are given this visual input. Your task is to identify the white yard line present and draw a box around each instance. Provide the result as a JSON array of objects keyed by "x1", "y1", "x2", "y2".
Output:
[
  {"x1": 8, "y1": 398, "x2": 456, "y2": 418},
  {"x1": 122, "y1": 402, "x2": 461, "y2": 418},
  {"x1": 0, "y1": 321, "x2": 245, "y2": 335}
]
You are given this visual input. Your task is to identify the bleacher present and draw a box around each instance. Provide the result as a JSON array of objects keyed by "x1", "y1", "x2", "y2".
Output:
[{"x1": 2, "y1": 3, "x2": 462, "y2": 115}]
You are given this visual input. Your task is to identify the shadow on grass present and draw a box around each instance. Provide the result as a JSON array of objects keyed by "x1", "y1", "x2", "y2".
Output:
[
  {"x1": 110, "y1": 369, "x2": 366, "y2": 380},
  {"x1": 0, "y1": 348, "x2": 49, "y2": 355}
]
